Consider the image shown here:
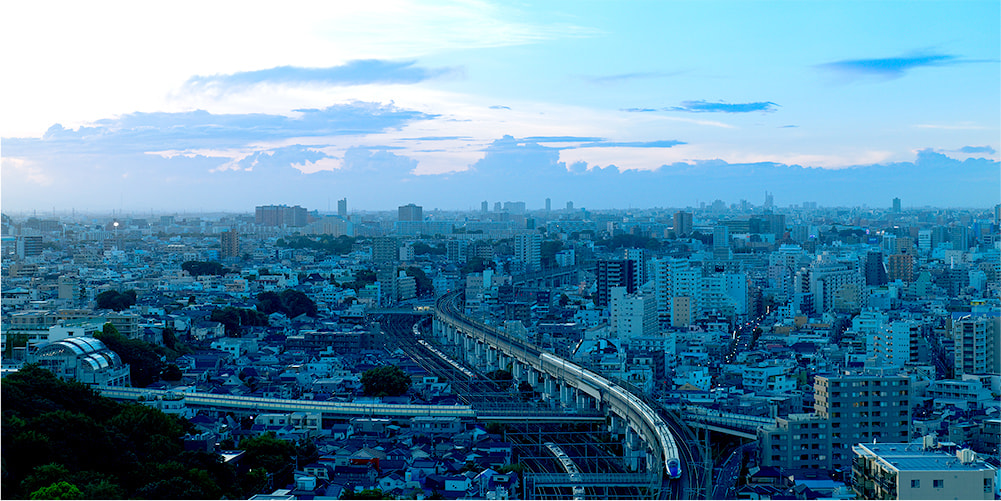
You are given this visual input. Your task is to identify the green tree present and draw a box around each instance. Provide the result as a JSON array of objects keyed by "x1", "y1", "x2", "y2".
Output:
[
  {"x1": 239, "y1": 433, "x2": 296, "y2": 480},
  {"x1": 256, "y1": 289, "x2": 317, "y2": 318},
  {"x1": 96, "y1": 324, "x2": 165, "y2": 387},
  {"x1": 403, "y1": 266, "x2": 433, "y2": 296},
  {"x1": 361, "y1": 365, "x2": 411, "y2": 397},
  {"x1": 95, "y1": 290, "x2": 137, "y2": 311},
  {"x1": 30, "y1": 481, "x2": 83, "y2": 500}
]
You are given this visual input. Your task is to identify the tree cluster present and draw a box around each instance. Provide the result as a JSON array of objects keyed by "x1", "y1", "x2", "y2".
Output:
[
  {"x1": 95, "y1": 290, "x2": 137, "y2": 311},
  {"x1": 339, "y1": 269, "x2": 377, "y2": 292},
  {"x1": 180, "y1": 261, "x2": 230, "y2": 277},
  {"x1": 361, "y1": 365, "x2": 411, "y2": 397},
  {"x1": 210, "y1": 307, "x2": 270, "y2": 336},
  {"x1": 2, "y1": 365, "x2": 243, "y2": 499},
  {"x1": 597, "y1": 234, "x2": 662, "y2": 251},
  {"x1": 256, "y1": 289, "x2": 317, "y2": 318},
  {"x1": 276, "y1": 235, "x2": 355, "y2": 255},
  {"x1": 95, "y1": 324, "x2": 189, "y2": 388},
  {"x1": 402, "y1": 266, "x2": 433, "y2": 296}
]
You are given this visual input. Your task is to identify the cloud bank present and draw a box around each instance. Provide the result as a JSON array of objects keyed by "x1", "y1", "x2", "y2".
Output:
[{"x1": 183, "y1": 60, "x2": 458, "y2": 95}]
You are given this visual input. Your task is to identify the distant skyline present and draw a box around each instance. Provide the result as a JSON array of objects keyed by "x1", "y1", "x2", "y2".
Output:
[{"x1": 2, "y1": 1, "x2": 999, "y2": 211}]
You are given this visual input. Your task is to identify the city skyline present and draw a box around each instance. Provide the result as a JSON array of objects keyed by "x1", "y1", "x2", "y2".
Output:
[{"x1": 2, "y1": 1, "x2": 999, "y2": 212}]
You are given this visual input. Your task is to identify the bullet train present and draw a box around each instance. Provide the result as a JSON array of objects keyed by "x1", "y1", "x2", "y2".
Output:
[
  {"x1": 435, "y1": 293, "x2": 682, "y2": 481},
  {"x1": 539, "y1": 353, "x2": 682, "y2": 480}
]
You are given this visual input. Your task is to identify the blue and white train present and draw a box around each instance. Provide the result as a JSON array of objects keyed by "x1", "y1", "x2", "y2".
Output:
[{"x1": 539, "y1": 353, "x2": 682, "y2": 480}]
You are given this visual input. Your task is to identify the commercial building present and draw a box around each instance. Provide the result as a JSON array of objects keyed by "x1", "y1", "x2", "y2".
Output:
[
  {"x1": 814, "y1": 373, "x2": 911, "y2": 471},
  {"x1": 851, "y1": 441, "x2": 997, "y2": 500},
  {"x1": 220, "y1": 230, "x2": 240, "y2": 259}
]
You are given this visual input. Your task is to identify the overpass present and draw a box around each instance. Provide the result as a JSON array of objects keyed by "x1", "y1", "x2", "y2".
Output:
[
  {"x1": 681, "y1": 407, "x2": 774, "y2": 440},
  {"x1": 433, "y1": 291, "x2": 682, "y2": 499},
  {"x1": 96, "y1": 386, "x2": 604, "y2": 423}
]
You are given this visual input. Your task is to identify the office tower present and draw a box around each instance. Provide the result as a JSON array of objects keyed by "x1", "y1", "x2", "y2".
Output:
[
  {"x1": 864, "y1": 251, "x2": 888, "y2": 286},
  {"x1": 713, "y1": 225, "x2": 731, "y2": 261},
  {"x1": 337, "y1": 198, "x2": 347, "y2": 217},
  {"x1": 514, "y1": 233, "x2": 542, "y2": 271},
  {"x1": 372, "y1": 236, "x2": 399, "y2": 263},
  {"x1": 220, "y1": 230, "x2": 240, "y2": 259},
  {"x1": 398, "y1": 203, "x2": 423, "y2": 222},
  {"x1": 545, "y1": 198, "x2": 551, "y2": 212},
  {"x1": 953, "y1": 315, "x2": 1001, "y2": 376},
  {"x1": 892, "y1": 197, "x2": 901, "y2": 213},
  {"x1": 595, "y1": 259, "x2": 637, "y2": 307},
  {"x1": 494, "y1": 202, "x2": 502, "y2": 212},
  {"x1": 814, "y1": 373, "x2": 911, "y2": 470},
  {"x1": 763, "y1": 191, "x2": 774, "y2": 209},
  {"x1": 566, "y1": 201, "x2": 574, "y2": 210},
  {"x1": 256, "y1": 205, "x2": 308, "y2": 227},
  {"x1": 481, "y1": 201, "x2": 489, "y2": 213},
  {"x1": 673, "y1": 211, "x2": 693, "y2": 236}
]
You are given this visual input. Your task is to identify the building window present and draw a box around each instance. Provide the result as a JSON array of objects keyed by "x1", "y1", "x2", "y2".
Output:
[
  {"x1": 933, "y1": 480, "x2": 943, "y2": 488},
  {"x1": 911, "y1": 480, "x2": 919, "y2": 488}
]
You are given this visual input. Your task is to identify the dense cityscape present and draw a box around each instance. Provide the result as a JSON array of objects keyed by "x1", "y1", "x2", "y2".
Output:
[{"x1": 2, "y1": 196, "x2": 999, "y2": 499}]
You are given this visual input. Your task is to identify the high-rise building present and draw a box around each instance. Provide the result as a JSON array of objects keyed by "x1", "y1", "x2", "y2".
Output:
[
  {"x1": 953, "y1": 315, "x2": 1001, "y2": 376},
  {"x1": 372, "y1": 236, "x2": 399, "y2": 263},
  {"x1": 337, "y1": 198, "x2": 347, "y2": 217},
  {"x1": 673, "y1": 211, "x2": 693, "y2": 236},
  {"x1": 610, "y1": 286, "x2": 658, "y2": 341},
  {"x1": 864, "y1": 251, "x2": 888, "y2": 286},
  {"x1": 888, "y1": 252, "x2": 915, "y2": 283},
  {"x1": 256, "y1": 205, "x2": 308, "y2": 227},
  {"x1": 596, "y1": 259, "x2": 637, "y2": 308},
  {"x1": 892, "y1": 197, "x2": 901, "y2": 213},
  {"x1": 446, "y1": 239, "x2": 469, "y2": 264},
  {"x1": 713, "y1": 225, "x2": 731, "y2": 261},
  {"x1": 220, "y1": 230, "x2": 240, "y2": 259},
  {"x1": 398, "y1": 203, "x2": 423, "y2": 222},
  {"x1": 566, "y1": 201, "x2": 574, "y2": 210},
  {"x1": 545, "y1": 198, "x2": 551, "y2": 212},
  {"x1": 481, "y1": 201, "x2": 489, "y2": 213},
  {"x1": 503, "y1": 201, "x2": 526, "y2": 214},
  {"x1": 868, "y1": 320, "x2": 921, "y2": 367},
  {"x1": 16, "y1": 235, "x2": 43, "y2": 258},
  {"x1": 623, "y1": 248, "x2": 651, "y2": 286},
  {"x1": 514, "y1": 233, "x2": 542, "y2": 271},
  {"x1": 764, "y1": 191, "x2": 774, "y2": 209},
  {"x1": 814, "y1": 373, "x2": 911, "y2": 471}
]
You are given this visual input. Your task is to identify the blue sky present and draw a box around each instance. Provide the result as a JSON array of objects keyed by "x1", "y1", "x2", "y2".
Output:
[{"x1": 2, "y1": 0, "x2": 998, "y2": 211}]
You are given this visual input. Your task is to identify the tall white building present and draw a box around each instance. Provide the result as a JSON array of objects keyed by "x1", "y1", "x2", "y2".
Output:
[
  {"x1": 869, "y1": 319, "x2": 920, "y2": 367},
  {"x1": 514, "y1": 233, "x2": 542, "y2": 271},
  {"x1": 652, "y1": 257, "x2": 702, "y2": 327},
  {"x1": 610, "y1": 285, "x2": 658, "y2": 342}
]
